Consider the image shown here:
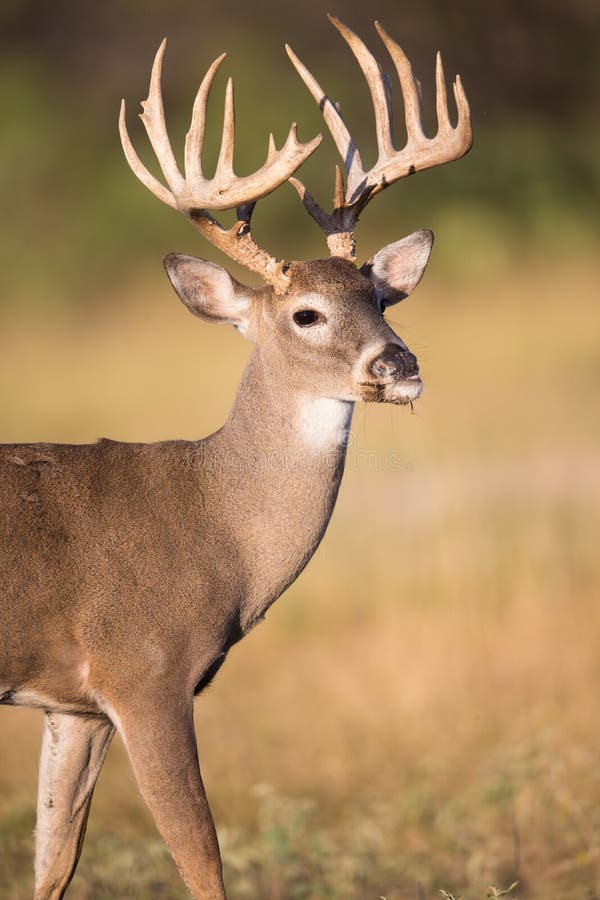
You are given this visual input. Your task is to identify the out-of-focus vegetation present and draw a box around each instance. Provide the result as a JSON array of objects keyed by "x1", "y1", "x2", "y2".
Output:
[{"x1": 1, "y1": 1, "x2": 600, "y2": 899}]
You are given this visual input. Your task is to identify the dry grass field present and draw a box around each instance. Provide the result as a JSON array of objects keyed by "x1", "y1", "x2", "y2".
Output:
[{"x1": 0, "y1": 252, "x2": 598, "y2": 899}]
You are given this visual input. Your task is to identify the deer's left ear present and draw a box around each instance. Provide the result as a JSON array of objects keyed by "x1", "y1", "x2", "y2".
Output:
[{"x1": 362, "y1": 228, "x2": 434, "y2": 306}]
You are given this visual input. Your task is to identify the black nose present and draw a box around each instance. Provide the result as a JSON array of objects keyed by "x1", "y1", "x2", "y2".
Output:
[{"x1": 369, "y1": 343, "x2": 419, "y2": 380}]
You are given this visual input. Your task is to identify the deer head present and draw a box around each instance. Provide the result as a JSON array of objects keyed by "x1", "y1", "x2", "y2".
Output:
[{"x1": 120, "y1": 16, "x2": 472, "y2": 407}]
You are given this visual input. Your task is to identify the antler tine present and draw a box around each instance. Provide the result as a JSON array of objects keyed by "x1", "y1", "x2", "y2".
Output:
[
  {"x1": 216, "y1": 77, "x2": 236, "y2": 180},
  {"x1": 374, "y1": 21, "x2": 424, "y2": 147},
  {"x1": 119, "y1": 99, "x2": 177, "y2": 209},
  {"x1": 287, "y1": 17, "x2": 473, "y2": 261},
  {"x1": 435, "y1": 51, "x2": 451, "y2": 133},
  {"x1": 453, "y1": 74, "x2": 471, "y2": 134},
  {"x1": 184, "y1": 52, "x2": 227, "y2": 189},
  {"x1": 328, "y1": 15, "x2": 395, "y2": 196},
  {"x1": 139, "y1": 39, "x2": 187, "y2": 196}
]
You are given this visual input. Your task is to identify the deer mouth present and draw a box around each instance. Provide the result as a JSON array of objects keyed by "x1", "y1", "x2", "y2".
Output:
[
  {"x1": 359, "y1": 374, "x2": 423, "y2": 405},
  {"x1": 386, "y1": 375, "x2": 423, "y2": 405}
]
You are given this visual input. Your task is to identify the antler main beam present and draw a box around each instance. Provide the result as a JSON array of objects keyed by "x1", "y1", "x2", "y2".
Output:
[
  {"x1": 119, "y1": 39, "x2": 322, "y2": 291},
  {"x1": 286, "y1": 15, "x2": 473, "y2": 260}
]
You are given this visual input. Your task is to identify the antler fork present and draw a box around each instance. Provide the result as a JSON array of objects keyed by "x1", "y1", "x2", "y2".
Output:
[
  {"x1": 119, "y1": 39, "x2": 322, "y2": 292},
  {"x1": 286, "y1": 16, "x2": 473, "y2": 260}
]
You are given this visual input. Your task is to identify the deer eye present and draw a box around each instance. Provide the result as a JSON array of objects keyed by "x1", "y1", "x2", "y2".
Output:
[{"x1": 293, "y1": 309, "x2": 324, "y2": 327}]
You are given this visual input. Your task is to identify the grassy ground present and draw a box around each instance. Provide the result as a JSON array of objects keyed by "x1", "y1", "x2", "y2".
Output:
[{"x1": 0, "y1": 255, "x2": 599, "y2": 898}]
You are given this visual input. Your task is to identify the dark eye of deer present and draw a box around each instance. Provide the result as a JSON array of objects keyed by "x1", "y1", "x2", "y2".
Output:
[{"x1": 293, "y1": 309, "x2": 323, "y2": 327}]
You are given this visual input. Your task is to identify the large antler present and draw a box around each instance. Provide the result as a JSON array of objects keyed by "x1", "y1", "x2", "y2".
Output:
[
  {"x1": 286, "y1": 16, "x2": 472, "y2": 260},
  {"x1": 120, "y1": 39, "x2": 322, "y2": 292}
]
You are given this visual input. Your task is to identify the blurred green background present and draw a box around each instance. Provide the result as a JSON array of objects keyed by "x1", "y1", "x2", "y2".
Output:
[{"x1": 1, "y1": 1, "x2": 599, "y2": 898}]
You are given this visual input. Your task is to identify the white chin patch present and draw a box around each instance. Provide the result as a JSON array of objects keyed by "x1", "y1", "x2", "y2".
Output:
[
  {"x1": 297, "y1": 397, "x2": 354, "y2": 451},
  {"x1": 387, "y1": 378, "x2": 423, "y2": 404}
]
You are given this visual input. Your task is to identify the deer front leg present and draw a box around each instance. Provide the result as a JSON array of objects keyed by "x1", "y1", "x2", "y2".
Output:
[
  {"x1": 34, "y1": 711, "x2": 114, "y2": 900},
  {"x1": 109, "y1": 694, "x2": 226, "y2": 900}
]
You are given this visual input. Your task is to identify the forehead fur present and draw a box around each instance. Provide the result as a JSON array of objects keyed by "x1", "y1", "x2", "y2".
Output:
[{"x1": 287, "y1": 257, "x2": 371, "y2": 297}]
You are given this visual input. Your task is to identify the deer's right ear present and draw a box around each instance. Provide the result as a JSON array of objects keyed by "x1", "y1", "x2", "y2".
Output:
[{"x1": 163, "y1": 254, "x2": 252, "y2": 327}]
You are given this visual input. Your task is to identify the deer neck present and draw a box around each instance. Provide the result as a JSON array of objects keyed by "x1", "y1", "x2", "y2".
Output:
[
  {"x1": 204, "y1": 349, "x2": 354, "y2": 629},
  {"x1": 223, "y1": 349, "x2": 353, "y2": 452}
]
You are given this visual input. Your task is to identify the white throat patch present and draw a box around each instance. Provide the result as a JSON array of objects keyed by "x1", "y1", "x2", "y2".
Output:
[{"x1": 297, "y1": 397, "x2": 354, "y2": 452}]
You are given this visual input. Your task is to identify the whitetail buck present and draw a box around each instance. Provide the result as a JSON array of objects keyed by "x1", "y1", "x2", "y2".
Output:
[{"x1": 0, "y1": 15, "x2": 471, "y2": 899}]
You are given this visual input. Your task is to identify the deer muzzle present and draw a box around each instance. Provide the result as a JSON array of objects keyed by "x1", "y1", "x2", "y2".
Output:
[{"x1": 364, "y1": 342, "x2": 423, "y2": 405}]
